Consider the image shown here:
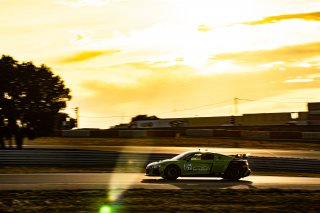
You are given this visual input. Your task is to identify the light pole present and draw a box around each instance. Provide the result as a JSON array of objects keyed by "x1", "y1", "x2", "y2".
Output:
[
  {"x1": 74, "y1": 107, "x2": 79, "y2": 128},
  {"x1": 234, "y1": 97, "x2": 238, "y2": 116}
]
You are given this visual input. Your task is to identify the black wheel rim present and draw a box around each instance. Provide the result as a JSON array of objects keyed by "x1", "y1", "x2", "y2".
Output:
[
  {"x1": 168, "y1": 168, "x2": 177, "y2": 177},
  {"x1": 230, "y1": 168, "x2": 240, "y2": 177}
]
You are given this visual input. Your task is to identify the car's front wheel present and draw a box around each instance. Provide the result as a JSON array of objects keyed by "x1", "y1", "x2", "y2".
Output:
[{"x1": 163, "y1": 165, "x2": 181, "y2": 180}]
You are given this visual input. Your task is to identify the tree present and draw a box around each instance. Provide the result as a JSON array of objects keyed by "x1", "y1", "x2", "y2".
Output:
[
  {"x1": 0, "y1": 55, "x2": 72, "y2": 140},
  {"x1": 131, "y1": 114, "x2": 159, "y2": 123},
  {"x1": 55, "y1": 112, "x2": 77, "y2": 130}
]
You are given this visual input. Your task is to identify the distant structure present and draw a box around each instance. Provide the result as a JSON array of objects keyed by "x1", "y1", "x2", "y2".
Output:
[
  {"x1": 112, "y1": 102, "x2": 320, "y2": 129},
  {"x1": 130, "y1": 119, "x2": 187, "y2": 128},
  {"x1": 307, "y1": 102, "x2": 320, "y2": 125}
]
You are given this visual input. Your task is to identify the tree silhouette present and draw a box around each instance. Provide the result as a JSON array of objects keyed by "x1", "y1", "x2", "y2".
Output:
[
  {"x1": 0, "y1": 55, "x2": 71, "y2": 142},
  {"x1": 131, "y1": 114, "x2": 159, "y2": 122}
]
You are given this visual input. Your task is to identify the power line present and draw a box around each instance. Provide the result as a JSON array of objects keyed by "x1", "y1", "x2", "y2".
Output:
[
  {"x1": 239, "y1": 98, "x2": 309, "y2": 104},
  {"x1": 157, "y1": 99, "x2": 233, "y2": 115},
  {"x1": 73, "y1": 97, "x2": 317, "y2": 120},
  {"x1": 80, "y1": 115, "x2": 131, "y2": 119},
  {"x1": 76, "y1": 99, "x2": 233, "y2": 120}
]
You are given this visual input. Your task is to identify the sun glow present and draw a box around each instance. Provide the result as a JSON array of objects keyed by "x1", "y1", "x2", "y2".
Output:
[
  {"x1": 56, "y1": 0, "x2": 110, "y2": 7},
  {"x1": 1, "y1": 0, "x2": 320, "y2": 128},
  {"x1": 171, "y1": 0, "x2": 265, "y2": 26}
]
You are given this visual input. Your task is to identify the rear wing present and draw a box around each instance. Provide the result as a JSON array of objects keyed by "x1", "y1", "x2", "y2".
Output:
[{"x1": 231, "y1": 154, "x2": 250, "y2": 159}]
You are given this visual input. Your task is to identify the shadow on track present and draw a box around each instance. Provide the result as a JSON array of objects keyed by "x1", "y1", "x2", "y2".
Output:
[{"x1": 141, "y1": 178, "x2": 256, "y2": 189}]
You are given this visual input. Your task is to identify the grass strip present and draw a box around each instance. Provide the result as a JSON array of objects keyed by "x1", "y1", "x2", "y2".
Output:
[{"x1": 0, "y1": 189, "x2": 319, "y2": 212}]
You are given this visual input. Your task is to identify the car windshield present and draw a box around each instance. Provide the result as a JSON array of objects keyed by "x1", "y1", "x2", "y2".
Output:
[{"x1": 171, "y1": 152, "x2": 195, "y2": 160}]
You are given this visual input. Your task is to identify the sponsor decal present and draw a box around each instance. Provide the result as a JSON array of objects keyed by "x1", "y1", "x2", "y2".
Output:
[
  {"x1": 169, "y1": 120, "x2": 186, "y2": 127},
  {"x1": 184, "y1": 163, "x2": 193, "y2": 171},
  {"x1": 193, "y1": 166, "x2": 210, "y2": 172},
  {"x1": 184, "y1": 164, "x2": 209, "y2": 172}
]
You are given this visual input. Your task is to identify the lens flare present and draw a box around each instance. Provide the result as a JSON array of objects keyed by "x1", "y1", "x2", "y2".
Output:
[
  {"x1": 100, "y1": 205, "x2": 112, "y2": 213},
  {"x1": 106, "y1": 146, "x2": 154, "y2": 209}
]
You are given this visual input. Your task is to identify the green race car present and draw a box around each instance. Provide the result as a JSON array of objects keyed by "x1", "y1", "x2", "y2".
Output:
[{"x1": 146, "y1": 150, "x2": 251, "y2": 180}]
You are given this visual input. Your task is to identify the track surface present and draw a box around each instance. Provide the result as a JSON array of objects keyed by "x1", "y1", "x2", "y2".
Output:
[
  {"x1": 0, "y1": 173, "x2": 319, "y2": 190},
  {"x1": 1, "y1": 146, "x2": 319, "y2": 191},
  {"x1": 1, "y1": 148, "x2": 320, "y2": 173}
]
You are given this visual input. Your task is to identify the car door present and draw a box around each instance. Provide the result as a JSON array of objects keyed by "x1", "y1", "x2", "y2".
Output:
[
  {"x1": 212, "y1": 154, "x2": 232, "y2": 174},
  {"x1": 183, "y1": 153, "x2": 214, "y2": 175}
]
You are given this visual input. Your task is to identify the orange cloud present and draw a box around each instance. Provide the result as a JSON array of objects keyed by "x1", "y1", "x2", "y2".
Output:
[
  {"x1": 198, "y1": 25, "x2": 210, "y2": 32},
  {"x1": 212, "y1": 42, "x2": 320, "y2": 65},
  {"x1": 59, "y1": 50, "x2": 121, "y2": 63},
  {"x1": 245, "y1": 11, "x2": 320, "y2": 25},
  {"x1": 74, "y1": 59, "x2": 320, "y2": 119}
]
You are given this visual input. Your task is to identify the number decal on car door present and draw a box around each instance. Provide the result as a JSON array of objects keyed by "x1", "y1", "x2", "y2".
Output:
[{"x1": 184, "y1": 163, "x2": 193, "y2": 171}]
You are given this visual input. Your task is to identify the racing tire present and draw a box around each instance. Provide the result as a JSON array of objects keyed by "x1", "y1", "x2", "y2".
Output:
[
  {"x1": 164, "y1": 165, "x2": 181, "y2": 180},
  {"x1": 225, "y1": 165, "x2": 242, "y2": 181}
]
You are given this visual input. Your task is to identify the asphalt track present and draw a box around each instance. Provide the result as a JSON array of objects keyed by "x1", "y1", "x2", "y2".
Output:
[
  {"x1": 2, "y1": 147, "x2": 320, "y2": 173},
  {"x1": 1, "y1": 146, "x2": 319, "y2": 191},
  {"x1": 0, "y1": 173, "x2": 319, "y2": 190}
]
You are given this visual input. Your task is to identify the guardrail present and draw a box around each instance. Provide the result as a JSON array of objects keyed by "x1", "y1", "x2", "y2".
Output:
[
  {"x1": 1, "y1": 150, "x2": 319, "y2": 173},
  {"x1": 58, "y1": 129, "x2": 320, "y2": 140},
  {"x1": 247, "y1": 157, "x2": 320, "y2": 173}
]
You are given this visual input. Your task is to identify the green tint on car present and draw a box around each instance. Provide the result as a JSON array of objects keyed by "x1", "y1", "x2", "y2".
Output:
[{"x1": 146, "y1": 150, "x2": 251, "y2": 181}]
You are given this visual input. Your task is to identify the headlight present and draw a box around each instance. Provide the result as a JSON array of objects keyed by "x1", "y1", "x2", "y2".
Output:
[
  {"x1": 153, "y1": 164, "x2": 160, "y2": 169},
  {"x1": 146, "y1": 163, "x2": 160, "y2": 169}
]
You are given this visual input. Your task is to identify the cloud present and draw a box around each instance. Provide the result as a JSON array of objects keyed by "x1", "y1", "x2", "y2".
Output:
[
  {"x1": 212, "y1": 42, "x2": 320, "y2": 65},
  {"x1": 89, "y1": 19, "x2": 320, "y2": 70},
  {"x1": 198, "y1": 25, "x2": 211, "y2": 32},
  {"x1": 59, "y1": 50, "x2": 121, "y2": 63},
  {"x1": 285, "y1": 78, "x2": 314, "y2": 83},
  {"x1": 72, "y1": 57, "x2": 320, "y2": 119},
  {"x1": 245, "y1": 11, "x2": 320, "y2": 25},
  {"x1": 76, "y1": 71, "x2": 318, "y2": 118},
  {"x1": 56, "y1": 0, "x2": 110, "y2": 7}
]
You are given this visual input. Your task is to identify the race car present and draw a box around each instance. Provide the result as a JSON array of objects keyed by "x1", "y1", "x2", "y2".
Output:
[{"x1": 146, "y1": 150, "x2": 251, "y2": 180}]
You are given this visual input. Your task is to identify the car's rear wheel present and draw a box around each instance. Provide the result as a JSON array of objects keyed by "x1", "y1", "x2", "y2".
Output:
[
  {"x1": 225, "y1": 165, "x2": 242, "y2": 181},
  {"x1": 163, "y1": 165, "x2": 181, "y2": 180}
]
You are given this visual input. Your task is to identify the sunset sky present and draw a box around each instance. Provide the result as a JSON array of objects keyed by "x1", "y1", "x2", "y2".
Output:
[{"x1": 1, "y1": 0, "x2": 320, "y2": 128}]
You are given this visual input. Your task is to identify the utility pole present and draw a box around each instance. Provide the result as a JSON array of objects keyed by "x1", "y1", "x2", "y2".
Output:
[
  {"x1": 234, "y1": 97, "x2": 238, "y2": 116},
  {"x1": 74, "y1": 107, "x2": 79, "y2": 128}
]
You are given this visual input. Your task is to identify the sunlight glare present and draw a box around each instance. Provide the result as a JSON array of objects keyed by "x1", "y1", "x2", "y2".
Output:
[
  {"x1": 106, "y1": 146, "x2": 154, "y2": 207},
  {"x1": 100, "y1": 205, "x2": 112, "y2": 213},
  {"x1": 172, "y1": 0, "x2": 263, "y2": 25},
  {"x1": 199, "y1": 60, "x2": 243, "y2": 75}
]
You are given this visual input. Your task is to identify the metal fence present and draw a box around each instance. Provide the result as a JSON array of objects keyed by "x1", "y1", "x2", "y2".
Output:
[{"x1": 1, "y1": 149, "x2": 319, "y2": 173}]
